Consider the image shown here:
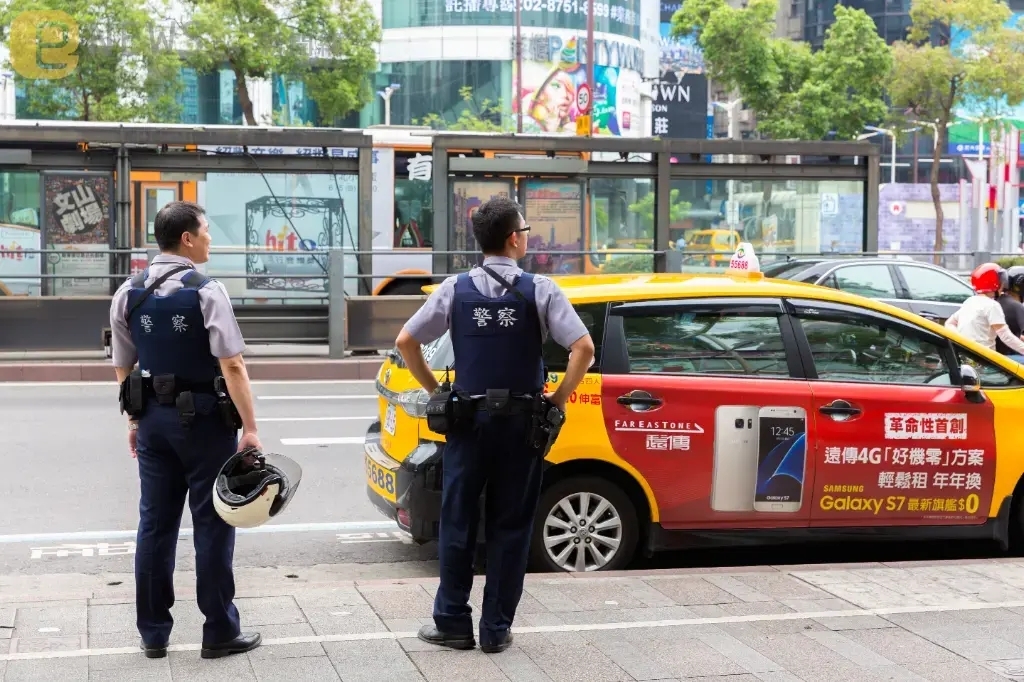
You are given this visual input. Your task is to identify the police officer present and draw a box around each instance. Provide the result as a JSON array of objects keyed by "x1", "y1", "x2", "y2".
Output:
[
  {"x1": 109, "y1": 201, "x2": 262, "y2": 660},
  {"x1": 395, "y1": 197, "x2": 595, "y2": 653}
]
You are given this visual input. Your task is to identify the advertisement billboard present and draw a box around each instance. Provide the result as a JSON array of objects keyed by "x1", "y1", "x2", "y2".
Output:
[
  {"x1": 513, "y1": 35, "x2": 644, "y2": 136},
  {"x1": 383, "y1": 0, "x2": 643, "y2": 39},
  {"x1": 653, "y1": 11, "x2": 708, "y2": 138},
  {"x1": 39, "y1": 171, "x2": 115, "y2": 296},
  {"x1": 523, "y1": 180, "x2": 585, "y2": 275},
  {"x1": 450, "y1": 180, "x2": 516, "y2": 271},
  {"x1": 0, "y1": 223, "x2": 41, "y2": 295}
]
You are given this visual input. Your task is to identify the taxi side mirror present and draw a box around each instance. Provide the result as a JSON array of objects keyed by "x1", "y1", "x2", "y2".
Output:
[{"x1": 960, "y1": 364, "x2": 983, "y2": 402}]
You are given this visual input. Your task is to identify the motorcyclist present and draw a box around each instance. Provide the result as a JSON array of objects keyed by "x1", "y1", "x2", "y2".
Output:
[
  {"x1": 997, "y1": 265, "x2": 1024, "y2": 363},
  {"x1": 945, "y1": 263, "x2": 1024, "y2": 358}
]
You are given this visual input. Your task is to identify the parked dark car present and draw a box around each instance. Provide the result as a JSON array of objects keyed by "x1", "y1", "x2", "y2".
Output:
[{"x1": 761, "y1": 258, "x2": 973, "y2": 324}]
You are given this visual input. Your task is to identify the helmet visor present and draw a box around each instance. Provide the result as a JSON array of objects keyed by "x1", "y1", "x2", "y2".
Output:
[{"x1": 262, "y1": 453, "x2": 303, "y2": 517}]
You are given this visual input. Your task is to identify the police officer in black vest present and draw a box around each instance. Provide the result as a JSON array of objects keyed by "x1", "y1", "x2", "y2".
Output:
[
  {"x1": 109, "y1": 201, "x2": 262, "y2": 660},
  {"x1": 396, "y1": 197, "x2": 595, "y2": 653}
]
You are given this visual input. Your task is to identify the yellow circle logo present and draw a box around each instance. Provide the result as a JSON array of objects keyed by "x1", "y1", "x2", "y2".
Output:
[{"x1": 9, "y1": 11, "x2": 79, "y2": 80}]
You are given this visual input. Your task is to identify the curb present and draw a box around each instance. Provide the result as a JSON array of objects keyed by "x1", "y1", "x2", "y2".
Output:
[{"x1": 0, "y1": 357, "x2": 385, "y2": 382}]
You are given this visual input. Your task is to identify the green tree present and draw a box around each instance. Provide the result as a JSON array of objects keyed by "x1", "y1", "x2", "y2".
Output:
[
  {"x1": 627, "y1": 188, "x2": 693, "y2": 236},
  {"x1": 415, "y1": 86, "x2": 512, "y2": 132},
  {"x1": 888, "y1": 0, "x2": 1024, "y2": 256},
  {"x1": 182, "y1": 0, "x2": 381, "y2": 126},
  {"x1": 672, "y1": 0, "x2": 891, "y2": 140},
  {"x1": 0, "y1": 0, "x2": 183, "y2": 121}
]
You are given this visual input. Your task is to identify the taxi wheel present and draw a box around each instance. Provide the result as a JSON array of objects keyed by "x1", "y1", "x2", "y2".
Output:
[{"x1": 529, "y1": 477, "x2": 638, "y2": 573}]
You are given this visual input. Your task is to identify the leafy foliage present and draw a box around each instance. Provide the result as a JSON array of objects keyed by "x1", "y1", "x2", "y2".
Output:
[
  {"x1": 182, "y1": 0, "x2": 381, "y2": 125},
  {"x1": 627, "y1": 189, "x2": 693, "y2": 234},
  {"x1": 888, "y1": 0, "x2": 1024, "y2": 255},
  {"x1": 600, "y1": 253, "x2": 656, "y2": 274},
  {"x1": 671, "y1": 0, "x2": 891, "y2": 140},
  {"x1": 415, "y1": 86, "x2": 512, "y2": 132},
  {"x1": 0, "y1": 0, "x2": 183, "y2": 121}
]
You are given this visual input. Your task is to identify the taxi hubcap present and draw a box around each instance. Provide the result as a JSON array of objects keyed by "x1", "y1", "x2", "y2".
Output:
[{"x1": 543, "y1": 492, "x2": 622, "y2": 572}]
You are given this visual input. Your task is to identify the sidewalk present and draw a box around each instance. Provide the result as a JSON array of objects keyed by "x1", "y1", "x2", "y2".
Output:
[
  {"x1": 0, "y1": 345, "x2": 386, "y2": 382},
  {"x1": 2, "y1": 559, "x2": 1024, "y2": 681}
]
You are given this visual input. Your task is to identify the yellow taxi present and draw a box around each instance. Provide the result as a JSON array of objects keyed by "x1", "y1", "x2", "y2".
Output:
[{"x1": 364, "y1": 245, "x2": 1024, "y2": 572}]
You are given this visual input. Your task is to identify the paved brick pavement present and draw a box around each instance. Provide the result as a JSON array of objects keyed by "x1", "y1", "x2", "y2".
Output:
[{"x1": 3, "y1": 559, "x2": 1024, "y2": 680}]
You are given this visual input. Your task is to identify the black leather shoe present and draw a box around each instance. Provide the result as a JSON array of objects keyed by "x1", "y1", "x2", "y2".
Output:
[
  {"x1": 480, "y1": 631, "x2": 513, "y2": 654},
  {"x1": 416, "y1": 624, "x2": 475, "y2": 650},
  {"x1": 200, "y1": 632, "x2": 262, "y2": 659},
  {"x1": 139, "y1": 639, "x2": 167, "y2": 659}
]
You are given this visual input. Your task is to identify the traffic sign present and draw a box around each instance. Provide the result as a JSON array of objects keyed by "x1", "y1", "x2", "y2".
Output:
[
  {"x1": 576, "y1": 84, "x2": 591, "y2": 115},
  {"x1": 575, "y1": 115, "x2": 591, "y2": 136}
]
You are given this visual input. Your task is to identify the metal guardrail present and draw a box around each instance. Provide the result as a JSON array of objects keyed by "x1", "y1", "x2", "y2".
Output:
[{"x1": 1, "y1": 247, "x2": 1018, "y2": 354}]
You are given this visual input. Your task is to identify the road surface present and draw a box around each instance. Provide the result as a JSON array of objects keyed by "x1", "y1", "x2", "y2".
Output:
[
  {"x1": 0, "y1": 379, "x2": 437, "y2": 576},
  {"x1": 0, "y1": 380, "x2": 1008, "y2": 580}
]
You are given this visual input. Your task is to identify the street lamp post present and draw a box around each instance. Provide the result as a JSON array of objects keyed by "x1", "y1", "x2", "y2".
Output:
[
  {"x1": 713, "y1": 99, "x2": 743, "y2": 226},
  {"x1": 864, "y1": 125, "x2": 918, "y2": 185},
  {"x1": 377, "y1": 83, "x2": 401, "y2": 126}
]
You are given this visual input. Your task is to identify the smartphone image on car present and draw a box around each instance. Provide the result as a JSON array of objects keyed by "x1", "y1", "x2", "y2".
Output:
[
  {"x1": 753, "y1": 406, "x2": 807, "y2": 513},
  {"x1": 711, "y1": 405, "x2": 759, "y2": 512}
]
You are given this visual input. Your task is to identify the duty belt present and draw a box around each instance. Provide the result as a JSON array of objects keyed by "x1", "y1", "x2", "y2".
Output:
[{"x1": 468, "y1": 391, "x2": 540, "y2": 415}]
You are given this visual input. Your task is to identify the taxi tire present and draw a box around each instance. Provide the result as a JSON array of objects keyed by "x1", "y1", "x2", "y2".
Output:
[{"x1": 528, "y1": 476, "x2": 639, "y2": 573}]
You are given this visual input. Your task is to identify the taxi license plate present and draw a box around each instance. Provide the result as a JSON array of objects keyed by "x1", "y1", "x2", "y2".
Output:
[
  {"x1": 366, "y1": 455, "x2": 397, "y2": 502},
  {"x1": 384, "y1": 403, "x2": 397, "y2": 436}
]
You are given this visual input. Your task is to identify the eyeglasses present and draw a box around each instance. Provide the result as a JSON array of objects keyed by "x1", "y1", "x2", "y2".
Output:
[{"x1": 512, "y1": 225, "x2": 531, "y2": 234}]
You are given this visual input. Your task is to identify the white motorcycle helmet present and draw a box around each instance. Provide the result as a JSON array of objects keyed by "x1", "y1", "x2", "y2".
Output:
[{"x1": 213, "y1": 447, "x2": 302, "y2": 528}]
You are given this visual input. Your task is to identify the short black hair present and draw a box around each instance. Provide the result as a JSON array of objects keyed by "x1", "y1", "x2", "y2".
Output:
[
  {"x1": 471, "y1": 197, "x2": 523, "y2": 254},
  {"x1": 154, "y1": 201, "x2": 206, "y2": 251}
]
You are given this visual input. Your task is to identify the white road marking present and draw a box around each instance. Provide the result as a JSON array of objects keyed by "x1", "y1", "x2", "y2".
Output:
[
  {"x1": 0, "y1": 380, "x2": 376, "y2": 388},
  {"x1": 258, "y1": 395, "x2": 378, "y2": 401},
  {"x1": 6, "y1": 598, "x2": 1024, "y2": 661},
  {"x1": 260, "y1": 416, "x2": 376, "y2": 422},
  {"x1": 280, "y1": 437, "x2": 364, "y2": 445},
  {"x1": 29, "y1": 530, "x2": 414, "y2": 559},
  {"x1": 0, "y1": 521, "x2": 396, "y2": 544}
]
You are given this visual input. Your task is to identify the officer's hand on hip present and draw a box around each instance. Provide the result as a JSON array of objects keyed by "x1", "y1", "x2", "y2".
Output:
[
  {"x1": 128, "y1": 420, "x2": 139, "y2": 459},
  {"x1": 237, "y1": 430, "x2": 262, "y2": 453}
]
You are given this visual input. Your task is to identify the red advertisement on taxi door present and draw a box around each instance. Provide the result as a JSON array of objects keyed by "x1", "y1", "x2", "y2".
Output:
[{"x1": 809, "y1": 384, "x2": 996, "y2": 526}]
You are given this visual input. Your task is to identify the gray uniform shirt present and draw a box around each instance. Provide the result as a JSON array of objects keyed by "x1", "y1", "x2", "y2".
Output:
[
  {"x1": 403, "y1": 256, "x2": 590, "y2": 350},
  {"x1": 109, "y1": 254, "x2": 246, "y2": 368}
]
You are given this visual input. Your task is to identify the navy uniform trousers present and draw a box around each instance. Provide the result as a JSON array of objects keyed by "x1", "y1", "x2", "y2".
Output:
[
  {"x1": 432, "y1": 410, "x2": 544, "y2": 645},
  {"x1": 135, "y1": 393, "x2": 240, "y2": 646}
]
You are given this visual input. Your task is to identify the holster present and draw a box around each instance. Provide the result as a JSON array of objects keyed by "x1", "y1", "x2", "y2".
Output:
[
  {"x1": 214, "y1": 376, "x2": 243, "y2": 430},
  {"x1": 527, "y1": 395, "x2": 566, "y2": 458},
  {"x1": 118, "y1": 369, "x2": 147, "y2": 418},
  {"x1": 175, "y1": 391, "x2": 196, "y2": 429},
  {"x1": 425, "y1": 382, "x2": 476, "y2": 435},
  {"x1": 151, "y1": 374, "x2": 177, "y2": 406}
]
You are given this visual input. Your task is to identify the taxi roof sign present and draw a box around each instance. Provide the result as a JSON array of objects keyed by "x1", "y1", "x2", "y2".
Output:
[{"x1": 727, "y1": 242, "x2": 762, "y2": 277}]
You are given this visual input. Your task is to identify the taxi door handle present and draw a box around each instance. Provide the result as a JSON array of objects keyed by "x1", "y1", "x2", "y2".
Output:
[
  {"x1": 617, "y1": 391, "x2": 663, "y2": 408},
  {"x1": 819, "y1": 399, "x2": 861, "y2": 419}
]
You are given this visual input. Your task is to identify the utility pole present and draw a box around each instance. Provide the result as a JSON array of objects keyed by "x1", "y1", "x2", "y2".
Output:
[
  {"x1": 586, "y1": 0, "x2": 595, "y2": 137},
  {"x1": 516, "y1": 0, "x2": 523, "y2": 133}
]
